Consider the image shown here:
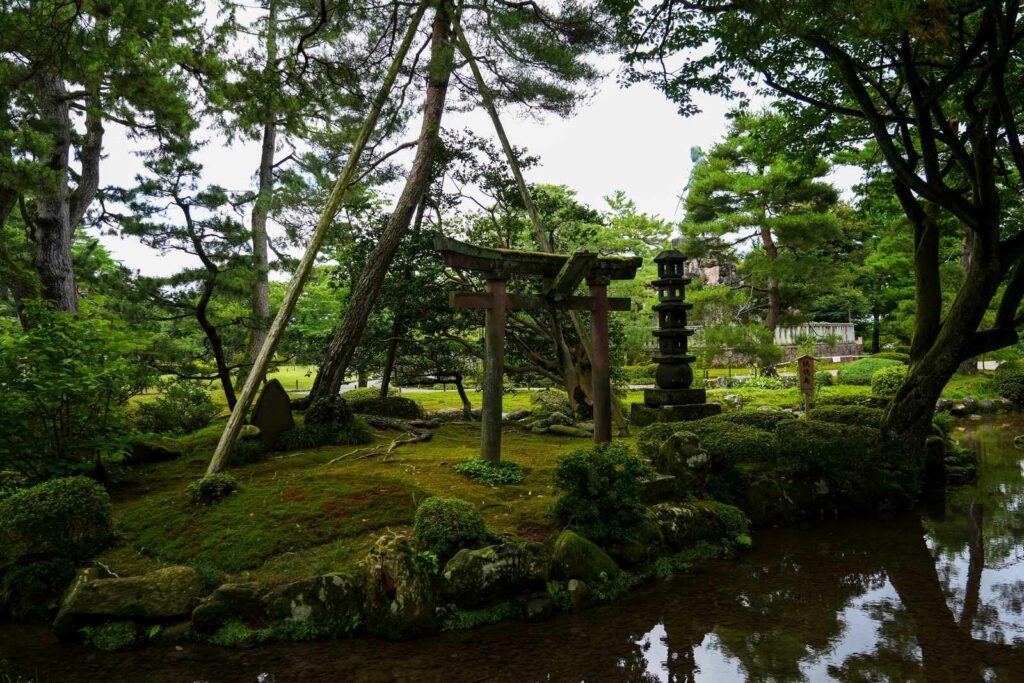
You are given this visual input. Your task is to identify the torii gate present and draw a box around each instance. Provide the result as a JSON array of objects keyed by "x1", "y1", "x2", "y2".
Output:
[{"x1": 437, "y1": 236, "x2": 642, "y2": 463}]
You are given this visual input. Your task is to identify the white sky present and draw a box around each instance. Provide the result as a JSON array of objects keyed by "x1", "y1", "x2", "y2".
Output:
[{"x1": 96, "y1": 62, "x2": 860, "y2": 277}]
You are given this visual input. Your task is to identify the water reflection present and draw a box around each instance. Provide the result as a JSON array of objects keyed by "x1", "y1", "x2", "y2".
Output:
[{"x1": 3, "y1": 417, "x2": 1024, "y2": 682}]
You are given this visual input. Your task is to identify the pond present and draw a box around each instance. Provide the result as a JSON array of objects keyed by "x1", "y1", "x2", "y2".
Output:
[{"x1": 3, "y1": 415, "x2": 1024, "y2": 682}]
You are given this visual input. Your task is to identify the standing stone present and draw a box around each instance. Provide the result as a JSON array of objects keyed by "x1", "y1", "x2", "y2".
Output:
[{"x1": 251, "y1": 379, "x2": 295, "y2": 448}]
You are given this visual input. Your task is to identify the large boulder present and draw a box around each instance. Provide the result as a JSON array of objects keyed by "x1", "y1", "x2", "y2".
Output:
[
  {"x1": 551, "y1": 530, "x2": 620, "y2": 584},
  {"x1": 653, "y1": 431, "x2": 710, "y2": 492},
  {"x1": 608, "y1": 508, "x2": 665, "y2": 567},
  {"x1": 191, "y1": 582, "x2": 265, "y2": 633},
  {"x1": 651, "y1": 502, "x2": 749, "y2": 550},
  {"x1": 53, "y1": 566, "x2": 205, "y2": 639},
  {"x1": 442, "y1": 542, "x2": 550, "y2": 608},
  {"x1": 359, "y1": 534, "x2": 437, "y2": 639},
  {"x1": 261, "y1": 573, "x2": 362, "y2": 636}
]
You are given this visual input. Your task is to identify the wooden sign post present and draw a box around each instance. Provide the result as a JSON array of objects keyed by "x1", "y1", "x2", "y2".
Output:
[{"x1": 797, "y1": 354, "x2": 816, "y2": 415}]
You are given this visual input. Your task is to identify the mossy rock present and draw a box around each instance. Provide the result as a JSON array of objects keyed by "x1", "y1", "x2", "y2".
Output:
[
  {"x1": 127, "y1": 437, "x2": 186, "y2": 464},
  {"x1": 442, "y1": 542, "x2": 550, "y2": 608},
  {"x1": 53, "y1": 565, "x2": 206, "y2": 638},
  {"x1": 650, "y1": 501, "x2": 750, "y2": 550},
  {"x1": 809, "y1": 405, "x2": 885, "y2": 427},
  {"x1": 550, "y1": 530, "x2": 620, "y2": 584},
  {"x1": 653, "y1": 431, "x2": 710, "y2": 492},
  {"x1": 359, "y1": 534, "x2": 437, "y2": 639},
  {"x1": 608, "y1": 508, "x2": 665, "y2": 567},
  {"x1": 191, "y1": 582, "x2": 265, "y2": 634},
  {"x1": 262, "y1": 573, "x2": 362, "y2": 638}
]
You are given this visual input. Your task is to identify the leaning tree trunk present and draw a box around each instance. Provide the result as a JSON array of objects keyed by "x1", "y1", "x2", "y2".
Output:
[
  {"x1": 453, "y1": 372, "x2": 472, "y2": 420},
  {"x1": 759, "y1": 225, "x2": 781, "y2": 331},
  {"x1": 241, "y1": 0, "x2": 277, "y2": 388},
  {"x1": 884, "y1": 199, "x2": 1001, "y2": 460},
  {"x1": 307, "y1": 6, "x2": 453, "y2": 411},
  {"x1": 32, "y1": 72, "x2": 77, "y2": 312}
]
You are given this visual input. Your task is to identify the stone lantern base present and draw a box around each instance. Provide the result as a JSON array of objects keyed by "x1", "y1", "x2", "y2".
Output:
[{"x1": 629, "y1": 387, "x2": 722, "y2": 427}]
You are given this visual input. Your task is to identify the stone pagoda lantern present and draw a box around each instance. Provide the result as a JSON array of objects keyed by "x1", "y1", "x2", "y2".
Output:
[{"x1": 630, "y1": 249, "x2": 721, "y2": 426}]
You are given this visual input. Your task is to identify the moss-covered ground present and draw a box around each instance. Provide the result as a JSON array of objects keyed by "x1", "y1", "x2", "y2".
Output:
[
  {"x1": 104, "y1": 370, "x2": 996, "y2": 592},
  {"x1": 100, "y1": 423, "x2": 583, "y2": 589}
]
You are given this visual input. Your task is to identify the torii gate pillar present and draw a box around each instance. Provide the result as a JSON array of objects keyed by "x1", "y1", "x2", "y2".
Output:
[{"x1": 481, "y1": 278, "x2": 507, "y2": 464}]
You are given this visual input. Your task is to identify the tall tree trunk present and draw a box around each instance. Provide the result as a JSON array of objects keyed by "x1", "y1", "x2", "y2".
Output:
[
  {"x1": 759, "y1": 225, "x2": 780, "y2": 331},
  {"x1": 32, "y1": 72, "x2": 77, "y2": 312},
  {"x1": 379, "y1": 321, "x2": 401, "y2": 398},
  {"x1": 307, "y1": 5, "x2": 453, "y2": 410},
  {"x1": 241, "y1": 0, "x2": 277, "y2": 388},
  {"x1": 197, "y1": 276, "x2": 237, "y2": 410},
  {"x1": 453, "y1": 372, "x2": 472, "y2": 419}
]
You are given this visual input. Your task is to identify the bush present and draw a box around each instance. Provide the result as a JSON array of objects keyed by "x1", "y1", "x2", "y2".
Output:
[
  {"x1": 871, "y1": 365, "x2": 907, "y2": 398},
  {"x1": 529, "y1": 390, "x2": 572, "y2": 417},
  {"x1": 0, "y1": 305, "x2": 150, "y2": 481},
  {"x1": 815, "y1": 394, "x2": 891, "y2": 409},
  {"x1": 993, "y1": 359, "x2": 1024, "y2": 404},
  {"x1": 622, "y1": 364, "x2": 658, "y2": 385},
  {"x1": 0, "y1": 477, "x2": 113, "y2": 564},
  {"x1": 413, "y1": 497, "x2": 488, "y2": 560},
  {"x1": 454, "y1": 458, "x2": 525, "y2": 485},
  {"x1": 742, "y1": 376, "x2": 787, "y2": 390},
  {"x1": 836, "y1": 358, "x2": 903, "y2": 385},
  {"x1": 704, "y1": 409, "x2": 797, "y2": 433},
  {"x1": 776, "y1": 419, "x2": 895, "y2": 487},
  {"x1": 342, "y1": 389, "x2": 423, "y2": 419},
  {"x1": 135, "y1": 379, "x2": 220, "y2": 435},
  {"x1": 810, "y1": 405, "x2": 885, "y2": 427},
  {"x1": 270, "y1": 418, "x2": 372, "y2": 452},
  {"x1": 872, "y1": 351, "x2": 910, "y2": 363},
  {"x1": 814, "y1": 370, "x2": 834, "y2": 388},
  {"x1": 552, "y1": 443, "x2": 653, "y2": 546},
  {"x1": 187, "y1": 473, "x2": 240, "y2": 505}
]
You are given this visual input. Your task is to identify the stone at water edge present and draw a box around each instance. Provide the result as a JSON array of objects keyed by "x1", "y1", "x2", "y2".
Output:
[
  {"x1": 191, "y1": 582, "x2": 266, "y2": 633},
  {"x1": 251, "y1": 379, "x2": 296, "y2": 448},
  {"x1": 567, "y1": 579, "x2": 590, "y2": 609},
  {"x1": 359, "y1": 534, "x2": 437, "y2": 639},
  {"x1": 442, "y1": 542, "x2": 550, "y2": 608},
  {"x1": 551, "y1": 530, "x2": 620, "y2": 584},
  {"x1": 519, "y1": 592, "x2": 556, "y2": 623},
  {"x1": 639, "y1": 473, "x2": 679, "y2": 504},
  {"x1": 653, "y1": 431, "x2": 710, "y2": 493},
  {"x1": 53, "y1": 566, "x2": 206, "y2": 639},
  {"x1": 262, "y1": 573, "x2": 362, "y2": 631}
]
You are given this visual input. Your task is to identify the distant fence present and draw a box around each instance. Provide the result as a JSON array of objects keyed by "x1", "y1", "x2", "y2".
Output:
[{"x1": 774, "y1": 323, "x2": 857, "y2": 346}]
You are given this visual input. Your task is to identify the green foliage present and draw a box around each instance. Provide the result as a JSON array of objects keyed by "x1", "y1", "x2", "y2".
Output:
[
  {"x1": 552, "y1": 443, "x2": 653, "y2": 546},
  {"x1": 271, "y1": 419, "x2": 372, "y2": 452},
  {"x1": 187, "y1": 474, "x2": 240, "y2": 506},
  {"x1": 993, "y1": 360, "x2": 1024, "y2": 404},
  {"x1": 439, "y1": 601, "x2": 522, "y2": 631},
  {"x1": 872, "y1": 352, "x2": 910, "y2": 363},
  {"x1": 342, "y1": 389, "x2": 423, "y2": 419},
  {"x1": 836, "y1": 358, "x2": 903, "y2": 386},
  {"x1": 686, "y1": 421, "x2": 780, "y2": 464},
  {"x1": 0, "y1": 558, "x2": 76, "y2": 622},
  {"x1": 742, "y1": 375, "x2": 787, "y2": 390},
  {"x1": 814, "y1": 370, "x2": 834, "y2": 388},
  {"x1": 453, "y1": 458, "x2": 526, "y2": 486},
  {"x1": 412, "y1": 497, "x2": 488, "y2": 560},
  {"x1": 0, "y1": 306, "x2": 150, "y2": 481},
  {"x1": 208, "y1": 620, "x2": 257, "y2": 648},
  {"x1": 135, "y1": 379, "x2": 220, "y2": 435},
  {"x1": 80, "y1": 621, "x2": 141, "y2": 651},
  {"x1": 0, "y1": 477, "x2": 113, "y2": 564},
  {"x1": 932, "y1": 412, "x2": 954, "y2": 437},
  {"x1": 621, "y1": 364, "x2": 658, "y2": 384},
  {"x1": 776, "y1": 420, "x2": 902, "y2": 495},
  {"x1": 871, "y1": 365, "x2": 906, "y2": 398},
  {"x1": 652, "y1": 541, "x2": 732, "y2": 580},
  {"x1": 810, "y1": 405, "x2": 885, "y2": 428},
  {"x1": 706, "y1": 409, "x2": 796, "y2": 432},
  {"x1": 529, "y1": 390, "x2": 572, "y2": 417}
]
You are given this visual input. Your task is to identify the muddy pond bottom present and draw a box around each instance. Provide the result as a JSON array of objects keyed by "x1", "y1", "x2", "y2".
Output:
[{"x1": 3, "y1": 416, "x2": 1024, "y2": 682}]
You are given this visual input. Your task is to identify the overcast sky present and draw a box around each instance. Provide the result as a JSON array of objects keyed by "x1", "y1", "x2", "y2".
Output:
[{"x1": 96, "y1": 63, "x2": 859, "y2": 278}]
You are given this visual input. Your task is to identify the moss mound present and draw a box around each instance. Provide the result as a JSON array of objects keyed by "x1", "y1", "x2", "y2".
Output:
[
  {"x1": 342, "y1": 389, "x2": 423, "y2": 419},
  {"x1": 551, "y1": 530, "x2": 620, "y2": 584},
  {"x1": 809, "y1": 405, "x2": 885, "y2": 427},
  {"x1": 994, "y1": 360, "x2": 1024, "y2": 404}
]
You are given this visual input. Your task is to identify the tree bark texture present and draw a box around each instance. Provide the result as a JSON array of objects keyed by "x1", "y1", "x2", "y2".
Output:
[{"x1": 308, "y1": 6, "x2": 453, "y2": 407}]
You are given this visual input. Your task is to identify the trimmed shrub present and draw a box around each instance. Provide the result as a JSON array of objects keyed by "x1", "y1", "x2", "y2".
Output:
[
  {"x1": 0, "y1": 477, "x2": 113, "y2": 564},
  {"x1": 529, "y1": 390, "x2": 572, "y2": 417},
  {"x1": 270, "y1": 419, "x2": 372, "y2": 452},
  {"x1": 135, "y1": 379, "x2": 220, "y2": 435},
  {"x1": 871, "y1": 365, "x2": 906, "y2": 398},
  {"x1": 809, "y1": 405, "x2": 885, "y2": 427},
  {"x1": 0, "y1": 557, "x2": 76, "y2": 622},
  {"x1": 816, "y1": 394, "x2": 891, "y2": 409},
  {"x1": 814, "y1": 370, "x2": 834, "y2": 388},
  {"x1": 703, "y1": 409, "x2": 797, "y2": 433},
  {"x1": 454, "y1": 459, "x2": 525, "y2": 485},
  {"x1": 635, "y1": 422, "x2": 685, "y2": 460},
  {"x1": 187, "y1": 473, "x2": 239, "y2": 505},
  {"x1": 342, "y1": 389, "x2": 423, "y2": 419},
  {"x1": 872, "y1": 351, "x2": 910, "y2": 363},
  {"x1": 686, "y1": 421, "x2": 780, "y2": 464},
  {"x1": 413, "y1": 497, "x2": 487, "y2": 560},
  {"x1": 993, "y1": 360, "x2": 1024, "y2": 404},
  {"x1": 836, "y1": 358, "x2": 903, "y2": 385},
  {"x1": 775, "y1": 420, "x2": 903, "y2": 495},
  {"x1": 622, "y1": 364, "x2": 658, "y2": 385},
  {"x1": 552, "y1": 443, "x2": 653, "y2": 546}
]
